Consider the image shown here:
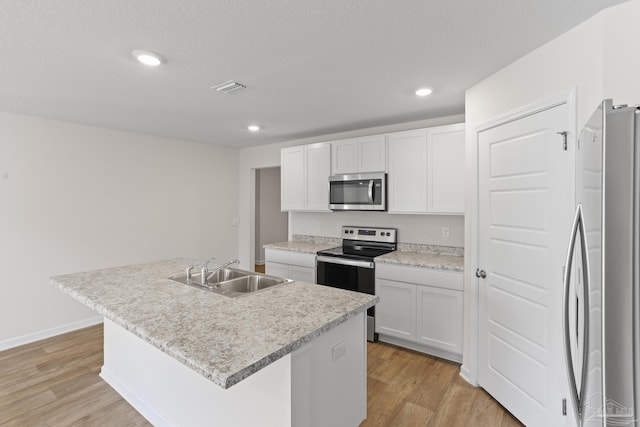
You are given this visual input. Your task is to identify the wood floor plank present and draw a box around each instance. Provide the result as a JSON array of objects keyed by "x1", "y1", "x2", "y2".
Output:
[
  {"x1": 409, "y1": 356, "x2": 458, "y2": 411},
  {"x1": 0, "y1": 390, "x2": 57, "y2": 425},
  {"x1": 392, "y1": 401, "x2": 435, "y2": 427},
  {"x1": 0, "y1": 325, "x2": 523, "y2": 427},
  {"x1": 427, "y1": 377, "x2": 478, "y2": 427},
  {"x1": 468, "y1": 383, "x2": 521, "y2": 426}
]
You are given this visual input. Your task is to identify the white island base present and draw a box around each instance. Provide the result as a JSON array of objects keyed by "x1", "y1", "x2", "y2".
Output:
[{"x1": 100, "y1": 313, "x2": 367, "y2": 427}]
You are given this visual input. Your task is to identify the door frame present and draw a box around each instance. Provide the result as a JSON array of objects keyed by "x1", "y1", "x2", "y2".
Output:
[{"x1": 461, "y1": 89, "x2": 577, "y2": 386}]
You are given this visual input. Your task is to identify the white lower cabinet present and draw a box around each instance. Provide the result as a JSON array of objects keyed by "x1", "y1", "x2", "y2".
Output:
[
  {"x1": 375, "y1": 278, "x2": 416, "y2": 340},
  {"x1": 265, "y1": 262, "x2": 289, "y2": 279},
  {"x1": 416, "y1": 285, "x2": 463, "y2": 354},
  {"x1": 375, "y1": 262, "x2": 463, "y2": 362},
  {"x1": 265, "y1": 248, "x2": 316, "y2": 283}
]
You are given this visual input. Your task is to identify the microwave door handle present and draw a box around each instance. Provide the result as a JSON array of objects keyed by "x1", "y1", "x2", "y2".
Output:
[{"x1": 368, "y1": 180, "x2": 374, "y2": 203}]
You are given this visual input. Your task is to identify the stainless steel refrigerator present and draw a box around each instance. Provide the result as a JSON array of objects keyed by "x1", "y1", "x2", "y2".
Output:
[{"x1": 564, "y1": 99, "x2": 639, "y2": 426}]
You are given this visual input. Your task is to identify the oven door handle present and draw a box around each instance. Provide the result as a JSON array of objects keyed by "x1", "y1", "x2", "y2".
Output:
[{"x1": 317, "y1": 256, "x2": 374, "y2": 269}]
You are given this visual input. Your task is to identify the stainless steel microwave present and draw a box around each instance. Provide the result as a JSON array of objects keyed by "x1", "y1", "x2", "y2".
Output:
[{"x1": 328, "y1": 172, "x2": 387, "y2": 211}]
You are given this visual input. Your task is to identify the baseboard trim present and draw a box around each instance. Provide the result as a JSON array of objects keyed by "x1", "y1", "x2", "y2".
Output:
[
  {"x1": 377, "y1": 334, "x2": 462, "y2": 363},
  {"x1": 100, "y1": 367, "x2": 174, "y2": 427},
  {"x1": 0, "y1": 316, "x2": 103, "y2": 352},
  {"x1": 459, "y1": 365, "x2": 478, "y2": 386}
]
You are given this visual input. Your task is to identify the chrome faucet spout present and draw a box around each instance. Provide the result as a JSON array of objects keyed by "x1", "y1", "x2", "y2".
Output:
[{"x1": 206, "y1": 259, "x2": 240, "y2": 281}]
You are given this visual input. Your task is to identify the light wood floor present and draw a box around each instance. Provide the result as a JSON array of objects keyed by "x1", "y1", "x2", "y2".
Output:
[
  {"x1": 361, "y1": 342, "x2": 522, "y2": 426},
  {"x1": 0, "y1": 325, "x2": 523, "y2": 426}
]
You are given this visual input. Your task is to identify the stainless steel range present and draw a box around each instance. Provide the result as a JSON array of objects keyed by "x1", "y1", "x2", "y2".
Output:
[{"x1": 316, "y1": 226, "x2": 397, "y2": 341}]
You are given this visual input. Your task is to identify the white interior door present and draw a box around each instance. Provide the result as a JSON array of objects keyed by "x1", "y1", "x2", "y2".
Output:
[{"x1": 477, "y1": 102, "x2": 574, "y2": 426}]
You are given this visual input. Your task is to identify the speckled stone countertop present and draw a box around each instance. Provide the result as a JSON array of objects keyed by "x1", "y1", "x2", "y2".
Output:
[
  {"x1": 49, "y1": 259, "x2": 377, "y2": 389},
  {"x1": 263, "y1": 241, "x2": 337, "y2": 254},
  {"x1": 375, "y1": 251, "x2": 464, "y2": 272}
]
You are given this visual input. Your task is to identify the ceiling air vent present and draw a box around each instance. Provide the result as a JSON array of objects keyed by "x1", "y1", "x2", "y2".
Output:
[{"x1": 211, "y1": 80, "x2": 247, "y2": 94}]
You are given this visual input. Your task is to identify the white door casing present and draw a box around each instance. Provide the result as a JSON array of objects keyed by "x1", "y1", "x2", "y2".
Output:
[{"x1": 477, "y1": 100, "x2": 575, "y2": 426}]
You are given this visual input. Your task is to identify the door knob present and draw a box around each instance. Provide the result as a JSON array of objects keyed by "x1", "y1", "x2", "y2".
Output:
[{"x1": 475, "y1": 268, "x2": 487, "y2": 279}]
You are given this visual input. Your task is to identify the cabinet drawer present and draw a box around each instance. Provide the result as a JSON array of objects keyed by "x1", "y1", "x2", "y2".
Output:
[
  {"x1": 376, "y1": 262, "x2": 463, "y2": 291},
  {"x1": 265, "y1": 248, "x2": 316, "y2": 268}
]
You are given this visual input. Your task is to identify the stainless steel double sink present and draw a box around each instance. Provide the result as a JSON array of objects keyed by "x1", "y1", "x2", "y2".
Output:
[{"x1": 169, "y1": 267, "x2": 292, "y2": 298}]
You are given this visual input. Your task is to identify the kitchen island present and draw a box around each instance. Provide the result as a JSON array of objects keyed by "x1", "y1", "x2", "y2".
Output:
[{"x1": 50, "y1": 259, "x2": 378, "y2": 427}]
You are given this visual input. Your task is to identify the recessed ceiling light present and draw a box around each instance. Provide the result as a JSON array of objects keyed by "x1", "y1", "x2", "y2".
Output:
[
  {"x1": 132, "y1": 50, "x2": 165, "y2": 66},
  {"x1": 415, "y1": 88, "x2": 433, "y2": 97},
  {"x1": 248, "y1": 125, "x2": 260, "y2": 132}
]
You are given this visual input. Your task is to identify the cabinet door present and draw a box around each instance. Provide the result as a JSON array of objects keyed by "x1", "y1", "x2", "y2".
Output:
[
  {"x1": 305, "y1": 143, "x2": 331, "y2": 211},
  {"x1": 359, "y1": 135, "x2": 387, "y2": 172},
  {"x1": 331, "y1": 138, "x2": 358, "y2": 175},
  {"x1": 281, "y1": 146, "x2": 306, "y2": 211},
  {"x1": 288, "y1": 266, "x2": 316, "y2": 283},
  {"x1": 427, "y1": 123, "x2": 465, "y2": 214},
  {"x1": 416, "y1": 285, "x2": 463, "y2": 355},
  {"x1": 387, "y1": 129, "x2": 427, "y2": 213},
  {"x1": 375, "y1": 278, "x2": 416, "y2": 340},
  {"x1": 266, "y1": 262, "x2": 290, "y2": 278}
]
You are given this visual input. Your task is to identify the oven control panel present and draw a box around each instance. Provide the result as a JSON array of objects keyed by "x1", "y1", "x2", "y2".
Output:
[{"x1": 341, "y1": 226, "x2": 397, "y2": 243}]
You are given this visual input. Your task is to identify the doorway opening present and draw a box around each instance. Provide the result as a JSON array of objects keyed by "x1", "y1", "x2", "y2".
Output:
[{"x1": 254, "y1": 167, "x2": 288, "y2": 273}]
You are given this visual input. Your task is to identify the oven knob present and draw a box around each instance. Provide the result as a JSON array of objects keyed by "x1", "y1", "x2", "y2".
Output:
[
  {"x1": 344, "y1": 230, "x2": 349, "y2": 234},
  {"x1": 386, "y1": 232, "x2": 391, "y2": 236},
  {"x1": 350, "y1": 230, "x2": 354, "y2": 234}
]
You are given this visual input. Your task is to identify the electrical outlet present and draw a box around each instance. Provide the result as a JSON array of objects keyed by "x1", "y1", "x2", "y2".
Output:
[
  {"x1": 332, "y1": 341, "x2": 346, "y2": 361},
  {"x1": 442, "y1": 227, "x2": 450, "y2": 238}
]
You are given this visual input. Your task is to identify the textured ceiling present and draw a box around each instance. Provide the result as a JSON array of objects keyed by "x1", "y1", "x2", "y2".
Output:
[{"x1": 0, "y1": 0, "x2": 629, "y2": 147}]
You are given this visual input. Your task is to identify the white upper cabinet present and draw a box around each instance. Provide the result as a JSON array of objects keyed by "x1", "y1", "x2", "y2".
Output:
[
  {"x1": 305, "y1": 143, "x2": 331, "y2": 210},
  {"x1": 281, "y1": 143, "x2": 331, "y2": 212},
  {"x1": 331, "y1": 138, "x2": 358, "y2": 175},
  {"x1": 281, "y1": 146, "x2": 305, "y2": 211},
  {"x1": 388, "y1": 124, "x2": 465, "y2": 214},
  {"x1": 331, "y1": 135, "x2": 387, "y2": 175},
  {"x1": 427, "y1": 123, "x2": 465, "y2": 214},
  {"x1": 387, "y1": 129, "x2": 428, "y2": 213},
  {"x1": 283, "y1": 123, "x2": 464, "y2": 214}
]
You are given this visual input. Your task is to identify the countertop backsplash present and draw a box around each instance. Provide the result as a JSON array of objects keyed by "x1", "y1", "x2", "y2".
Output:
[
  {"x1": 292, "y1": 234, "x2": 341, "y2": 245},
  {"x1": 396, "y1": 243, "x2": 464, "y2": 256},
  {"x1": 292, "y1": 234, "x2": 463, "y2": 256}
]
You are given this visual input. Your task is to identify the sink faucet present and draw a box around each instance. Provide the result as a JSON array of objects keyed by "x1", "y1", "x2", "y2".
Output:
[
  {"x1": 200, "y1": 257, "x2": 215, "y2": 286},
  {"x1": 200, "y1": 258, "x2": 240, "y2": 285}
]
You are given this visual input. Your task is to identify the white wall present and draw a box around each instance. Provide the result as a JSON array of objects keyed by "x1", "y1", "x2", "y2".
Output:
[
  {"x1": 461, "y1": 0, "x2": 640, "y2": 384},
  {"x1": 0, "y1": 111, "x2": 238, "y2": 349},
  {"x1": 238, "y1": 114, "x2": 465, "y2": 268},
  {"x1": 255, "y1": 167, "x2": 288, "y2": 263},
  {"x1": 602, "y1": 0, "x2": 640, "y2": 104},
  {"x1": 290, "y1": 212, "x2": 463, "y2": 247}
]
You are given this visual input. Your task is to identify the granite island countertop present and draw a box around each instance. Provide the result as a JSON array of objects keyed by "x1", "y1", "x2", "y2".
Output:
[{"x1": 50, "y1": 259, "x2": 377, "y2": 389}]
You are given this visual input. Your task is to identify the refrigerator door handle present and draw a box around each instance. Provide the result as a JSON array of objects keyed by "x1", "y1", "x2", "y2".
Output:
[{"x1": 562, "y1": 204, "x2": 591, "y2": 423}]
